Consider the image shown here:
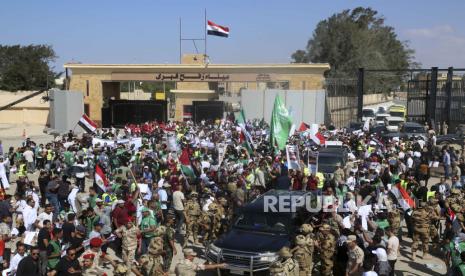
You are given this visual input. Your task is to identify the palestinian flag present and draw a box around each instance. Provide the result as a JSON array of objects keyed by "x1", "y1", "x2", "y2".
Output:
[
  {"x1": 179, "y1": 148, "x2": 196, "y2": 179},
  {"x1": 237, "y1": 109, "x2": 254, "y2": 154},
  {"x1": 78, "y1": 114, "x2": 97, "y2": 133},
  {"x1": 207, "y1": 20, "x2": 229, "y2": 37},
  {"x1": 94, "y1": 164, "x2": 109, "y2": 192}
]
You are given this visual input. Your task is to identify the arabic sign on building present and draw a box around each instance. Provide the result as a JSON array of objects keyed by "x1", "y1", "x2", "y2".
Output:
[{"x1": 111, "y1": 72, "x2": 280, "y2": 82}]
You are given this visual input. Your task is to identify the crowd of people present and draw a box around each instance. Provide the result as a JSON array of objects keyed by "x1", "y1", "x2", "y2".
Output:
[{"x1": 0, "y1": 117, "x2": 464, "y2": 276}]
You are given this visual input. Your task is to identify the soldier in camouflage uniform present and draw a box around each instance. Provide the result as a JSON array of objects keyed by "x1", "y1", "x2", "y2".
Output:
[
  {"x1": 269, "y1": 261, "x2": 285, "y2": 276},
  {"x1": 387, "y1": 207, "x2": 401, "y2": 237},
  {"x1": 273, "y1": 246, "x2": 299, "y2": 276},
  {"x1": 292, "y1": 235, "x2": 313, "y2": 276},
  {"x1": 316, "y1": 224, "x2": 336, "y2": 276},
  {"x1": 411, "y1": 201, "x2": 430, "y2": 260},
  {"x1": 426, "y1": 198, "x2": 441, "y2": 249},
  {"x1": 199, "y1": 209, "x2": 212, "y2": 244},
  {"x1": 162, "y1": 215, "x2": 177, "y2": 272},
  {"x1": 184, "y1": 192, "x2": 201, "y2": 247},
  {"x1": 208, "y1": 201, "x2": 222, "y2": 240},
  {"x1": 115, "y1": 220, "x2": 140, "y2": 272},
  {"x1": 132, "y1": 254, "x2": 167, "y2": 276},
  {"x1": 445, "y1": 189, "x2": 462, "y2": 209}
]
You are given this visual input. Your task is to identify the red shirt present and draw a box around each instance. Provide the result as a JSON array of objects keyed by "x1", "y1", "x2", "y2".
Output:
[{"x1": 112, "y1": 206, "x2": 129, "y2": 227}]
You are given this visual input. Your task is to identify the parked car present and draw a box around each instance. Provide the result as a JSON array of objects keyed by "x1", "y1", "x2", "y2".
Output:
[
  {"x1": 317, "y1": 147, "x2": 348, "y2": 178},
  {"x1": 436, "y1": 126, "x2": 465, "y2": 146},
  {"x1": 377, "y1": 106, "x2": 387, "y2": 114},
  {"x1": 205, "y1": 190, "x2": 315, "y2": 275},
  {"x1": 374, "y1": 114, "x2": 390, "y2": 125}
]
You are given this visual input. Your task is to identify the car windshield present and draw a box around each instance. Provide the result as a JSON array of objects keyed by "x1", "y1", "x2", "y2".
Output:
[
  {"x1": 363, "y1": 110, "x2": 375, "y2": 117},
  {"x1": 388, "y1": 121, "x2": 403, "y2": 126},
  {"x1": 390, "y1": 111, "x2": 404, "y2": 117},
  {"x1": 376, "y1": 116, "x2": 387, "y2": 121},
  {"x1": 403, "y1": 126, "x2": 425, "y2": 133},
  {"x1": 234, "y1": 212, "x2": 292, "y2": 233},
  {"x1": 318, "y1": 155, "x2": 342, "y2": 166}
]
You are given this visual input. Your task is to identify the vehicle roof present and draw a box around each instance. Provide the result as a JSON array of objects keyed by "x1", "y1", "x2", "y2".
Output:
[
  {"x1": 243, "y1": 189, "x2": 311, "y2": 212},
  {"x1": 318, "y1": 147, "x2": 346, "y2": 153},
  {"x1": 389, "y1": 105, "x2": 406, "y2": 110},
  {"x1": 376, "y1": 114, "x2": 390, "y2": 118}
]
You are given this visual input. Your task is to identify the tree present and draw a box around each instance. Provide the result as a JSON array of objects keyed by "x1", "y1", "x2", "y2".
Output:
[
  {"x1": 292, "y1": 7, "x2": 416, "y2": 93},
  {"x1": 0, "y1": 44, "x2": 61, "y2": 91}
]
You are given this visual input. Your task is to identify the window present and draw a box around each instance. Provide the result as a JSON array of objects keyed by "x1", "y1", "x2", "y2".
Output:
[{"x1": 86, "y1": 80, "x2": 90, "y2": 97}]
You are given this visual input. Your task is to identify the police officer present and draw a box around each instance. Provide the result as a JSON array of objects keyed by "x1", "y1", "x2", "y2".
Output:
[
  {"x1": 292, "y1": 235, "x2": 313, "y2": 276},
  {"x1": 411, "y1": 201, "x2": 430, "y2": 260},
  {"x1": 184, "y1": 192, "x2": 201, "y2": 247}
]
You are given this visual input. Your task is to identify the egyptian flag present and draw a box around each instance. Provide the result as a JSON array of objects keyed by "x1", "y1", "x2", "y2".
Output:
[
  {"x1": 207, "y1": 20, "x2": 229, "y2": 37},
  {"x1": 448, "y1": 208, "x2": 456, "y2": 222},
  {"x1": 298, "y1": 122, "x2": 310, "y2": 132},
  {"x1": 78, "y1": 114, "x2": 97, "y2": 133},
  {"x1": 309, "y1": 124, "x2": 325, "y2": 145},
  {"x1": 94, "y1": 164, "x2": 109, "y2": 192},
  {"x1": 389, "y1": 183, "x2": 415, "y2": 211}
]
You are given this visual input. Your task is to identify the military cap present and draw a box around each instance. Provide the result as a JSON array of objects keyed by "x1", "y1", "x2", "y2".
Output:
[
  {"x1": 295, "y1": 235, "x2": 307, "y2": 246},
  {"x1": 320, "y1": 224, "x2": 331, "y2": 231},
  {"x1": 278, "y1": 246, "x2": 293, "y2": 258},
  {"x1": 300, "y1": 224, "x2": 313, "y2": 234},
  {"x1": 183, "y1": 248, "x2": 197, "y2": 256},
  {"x1": 451, "y1": 189, "x2": 461, "y2": 195},
  {"x1": 190, "y1": 192, "x2": 198, "y2": 197},
  {"x1": 115, "y1": 264, "x2": 128, "y2": 274}
]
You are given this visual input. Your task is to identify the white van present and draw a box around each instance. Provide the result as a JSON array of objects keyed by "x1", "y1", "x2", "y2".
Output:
[
  {"x1": 384, "y1": 116, "x2": 405, "y2": 132},
  {"x1": 362, "y1": 108, "x2": 376, "y2": 122},
  {"x1": 375, "y1": 113, "x2": 390, "y2": 125}
]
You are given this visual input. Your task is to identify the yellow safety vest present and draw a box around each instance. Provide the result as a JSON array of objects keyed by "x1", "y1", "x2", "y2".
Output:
[
  {"x1": 427, "y1": 191, "x2": 436, "y2": 200},
  {"x1": 316, "y1": 172, "x2": 325, "y2": 189},
  {"x1": 400, "y1": 180, "x2": 408, "y2": 190},
  {"x1": 245, "y1": 173, "x2": 254, "y2": 190},
  {"x1": 16, "y1": 164, "x2": 27, "y2": 177},
  {"x1": 47, "y1": 150, "x2": 54, "y2": 161},
  {"x1": 303, "y1": 167, "x2": 310, "y2": 177}
]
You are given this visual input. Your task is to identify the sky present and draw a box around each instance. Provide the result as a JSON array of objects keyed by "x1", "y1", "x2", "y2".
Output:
[{"x1": 1, "y1": 0, "x2": 465, "y2": 70}]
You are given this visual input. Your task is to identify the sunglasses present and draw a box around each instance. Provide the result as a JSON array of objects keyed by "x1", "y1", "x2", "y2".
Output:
[{"x1": 31, "y1": 252, "x2": 39, "y2": 256}]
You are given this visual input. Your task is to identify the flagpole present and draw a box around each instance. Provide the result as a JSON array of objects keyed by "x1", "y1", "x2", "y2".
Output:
[
  {"x1": 204, "y1": 8, "x2": 207, "y2": 62},
  {"x1": 179, "y1": 17, "x2": 182, "y2": 64}
]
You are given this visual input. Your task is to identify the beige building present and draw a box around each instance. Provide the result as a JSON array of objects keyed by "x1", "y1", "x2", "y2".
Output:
[{"x1": 65, "y1": 54, "x2": 329, "y2": 124}]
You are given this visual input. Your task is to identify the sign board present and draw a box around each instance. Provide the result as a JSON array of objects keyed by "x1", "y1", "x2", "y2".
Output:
[{"x1": 112, "y1": 72, "x2": 280, "y2": 82}]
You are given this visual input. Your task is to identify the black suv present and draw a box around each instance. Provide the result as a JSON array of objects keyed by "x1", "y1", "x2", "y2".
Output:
[{"x1": 205, "y1": 190, "x2": 314, "y2": 275}]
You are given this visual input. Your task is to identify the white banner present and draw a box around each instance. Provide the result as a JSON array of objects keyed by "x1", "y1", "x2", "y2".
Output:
[{"x1": 92, "y1": 137, "x2": 142, "y2": 150}]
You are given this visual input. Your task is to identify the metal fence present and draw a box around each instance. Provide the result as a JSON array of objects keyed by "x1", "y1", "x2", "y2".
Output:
[{"x1": 325, "y1": 79, "x2": 358, "y2": 128}]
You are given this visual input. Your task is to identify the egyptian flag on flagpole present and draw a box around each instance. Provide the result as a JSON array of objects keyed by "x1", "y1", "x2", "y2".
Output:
[
  {"x1": 207, "y1": 20, "x2": 229, "y2": 37},
  {"x1": 389, "y1": 183, "x2": 415, "y2": 211},
  {"x1": 94, "y1": 164, "x2": 109, "y2": 192},
  {"x1": 298, "y1": 122, "x2": 310, "y2": 132},
  {"x1": 309, "y1": 124, "x2": 326, "y2": 145},
  {"x1": 78, "y1": 114, "x2": 97, "y2": 133}
]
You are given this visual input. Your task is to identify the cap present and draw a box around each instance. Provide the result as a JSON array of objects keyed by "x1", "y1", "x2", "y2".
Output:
[
  {"x1": 93, "y1": 221, "x2": 104, "y2": 227},
  {"x1": 347, "y1": 235, "x2": 357, "y2": 243},
  {"x1": 300, "y1": 224, "x2": 313, "y2": 234},
  {"x1": 190, "y1": 192, "x2": 198, "y2": 197},
  {"x1": 76, "y1": 225, "x2": 86, "y2": 233},
  {"x1": 295, "y1": 235, "x2": 307, "y2": 246},
  {"x1": 116, "y1": 199, "x2": 125, "y2": 204},
  {"x1": 82, "y1": 253, "x2": 95, "y2": 260},
  {"x1": 451, "y1": 189, "x2": 461, "y2": 195},
  {"x1": 90, "y1": 237, "x2": 103, "y2": 247},
  {"x1": 163, "y1": 183, "x2": 171, "y2": 188},
  {"x1": 183, "y1": 248, "x2": 197, "y2": 256},
  {"x1": 278, "y1": 246, "x2": 292, "y2": 258},
  {"x1": 95, "y1": 198, "x2": 103, "y2": 203}
]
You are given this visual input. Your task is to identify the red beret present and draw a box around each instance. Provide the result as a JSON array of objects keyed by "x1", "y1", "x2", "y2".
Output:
[
  {"x1": 89, "y1": 237, "x2": 103, "y2": 248},
  {"x1": 83, "y1": 253, "x2": 95, "y2": 259}
]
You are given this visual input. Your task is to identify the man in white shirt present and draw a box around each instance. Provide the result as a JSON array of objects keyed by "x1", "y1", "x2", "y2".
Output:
[
  {"x1": 23, "y1": 198, "x2": 38, "y2": 231},
  {"x1": 172, "y1": 185, "x2": 185, "y2": 233},
  {"x1": 158, "y1": 183, "x2": 170, "y2": 219},
  {"x1": 22, "y1": 147, "x2": 35, "y2": 173},
  {"x1": 37, "y1": 204, "x2": 54, "y2": 228},
  {"x1": 8, "y1": 243, "x2": 26, "y2": 275},
  {"x1": 386, "y1": 227, "x2": 399, "y2": 275}
]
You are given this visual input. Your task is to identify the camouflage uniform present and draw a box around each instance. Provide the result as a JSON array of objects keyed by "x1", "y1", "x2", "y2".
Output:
[
  {"x1": 269, "y1": 261, "x2": 286, "y2": 276},
  {"x1": 426, "y1": 199, "x2": 441, "y2": 247},
  {"x1": 135, "y1": 254, "x2": 165, "y2": 276},
  {"x1": 184, "y1": 193, "x2": 201, "y2": 246},
  {"x1": 117, "y1": 225, "x2": 139, "y2": 271},
  {"x1": 411, "y1": 203, "x2": 430, "y2": 258},
  {"x1": 276, "y1": 247, "x2": 299, "y2": 276},
  {"x1": 387, "y1": 208, "x2": 401, "y2": 236},
  {"x1": 317, "y1": 224, "x2": 336, "y2": 276},
  {"x1": 292, "y1": 235, "x2": 313, "y2": 276},
  {"x1": 199, "y1": 211, "x2": 212, "y2": 243},
  {"x1": 162, "y1": 224, "x2": 176, "y2": 272},
  {"x1": 208, "y1": 202, "x2": 222, "y2": 240}
]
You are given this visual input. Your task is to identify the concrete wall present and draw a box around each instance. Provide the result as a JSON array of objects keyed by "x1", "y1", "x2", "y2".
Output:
[
  {"x1": 363, "y1": 93, "x2": 393, "y2": 105},
  {"x1": 0, "y1": 91, "x2": 49, "y2": 125}
]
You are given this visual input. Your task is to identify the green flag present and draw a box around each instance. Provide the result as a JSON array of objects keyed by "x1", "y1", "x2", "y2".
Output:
[
  {"x1": 270, "y1": 95, "x2": 293, "y2": 150},
  {"x1": 237, "y1": 109, "x2": 253, "y2": 154}
]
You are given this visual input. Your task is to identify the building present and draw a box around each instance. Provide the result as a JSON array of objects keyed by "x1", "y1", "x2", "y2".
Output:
[{"x1": 64, "y1": 54, "x2": 329, "y2": 125}]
